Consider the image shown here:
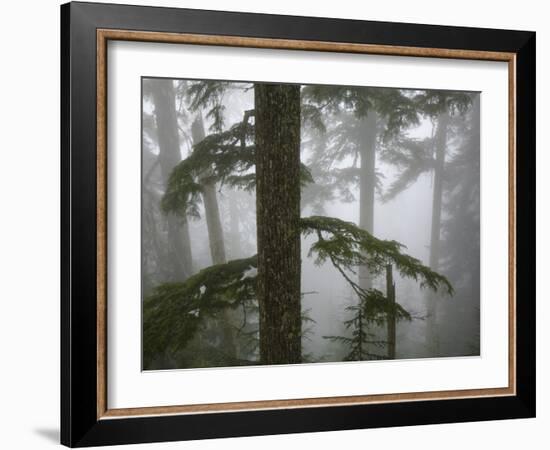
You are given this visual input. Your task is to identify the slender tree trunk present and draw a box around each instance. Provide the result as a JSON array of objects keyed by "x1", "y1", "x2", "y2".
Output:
[
  {"x1": 190, "y1": 114, "x2": 227, "y2": 265},
  {"x1": 426, "y1": 111, "x2": 450, "y2": 355},
  {"x1": 190, "y1": 114, "x2": 237, "y2": 359},
  {"x1": 202, "y1": 183, "x2": 226, "y2": 263},
  {"x1": 429, "y1": 111, "x2": 450, "y2": 271},
  {"x1": 228, "y1": 195, "x2": 241, "y2": 259},
  {"x1": 358, "y1": 112, "x2": 378, "y2": 290},
  {"x1": 466, "y1": 95, "x2": 481, "y2": 354},
  {"x1": 255, "y1": 83, "x2": 302, "y2": 365},
  {"x1": 150, "y1": 79, "x2": 193, "y2": 281},
  {"x1": 470, "y1": 95, "x2": 481, "y2": 301},
  {"x1": 386, "y1": 264, "x2": 396, "y2": 359}
]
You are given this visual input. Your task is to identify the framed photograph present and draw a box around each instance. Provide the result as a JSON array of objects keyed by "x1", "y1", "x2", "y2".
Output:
[{"x1": 61, "y1": 1, "x2": 535, "y2": 447}]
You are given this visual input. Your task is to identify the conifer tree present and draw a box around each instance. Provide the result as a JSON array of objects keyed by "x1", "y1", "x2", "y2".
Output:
[
  {"x1": 146, "y1": 79, "x2": 194, "y2": 281},
  {"x1": 144, "y1": 215, "x2": 452, "y2": 365},
  {"x1": 380, "y1": 91, "x2": 473, "y2": 355},
  {"x1": 302, "y1": 87, "x2": 420, "y2": 289},
  {"x1": 143, "y1": 81, "x2": 454, "y2": 368},
  {"x1": 255, "y1": 83, "x2": 302, "y2": 364}
]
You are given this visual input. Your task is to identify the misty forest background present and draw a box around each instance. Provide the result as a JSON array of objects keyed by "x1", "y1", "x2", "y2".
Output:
[{"x1": 142, "y1": 77, "x2": 480, "y2": 370}]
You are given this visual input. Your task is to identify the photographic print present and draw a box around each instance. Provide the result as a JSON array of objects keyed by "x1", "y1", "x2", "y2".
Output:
[
  {"x1": 62, "y1": 5, "x2": 535, "y2": 444},
  {"x1": 141, "y1": 77, "x2": 480, "y2": 370}
]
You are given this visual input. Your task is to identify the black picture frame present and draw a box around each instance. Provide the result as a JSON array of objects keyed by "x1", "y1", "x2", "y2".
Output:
[{"x1": 61, "y1": 1, "x2": 535, "y2": 447}]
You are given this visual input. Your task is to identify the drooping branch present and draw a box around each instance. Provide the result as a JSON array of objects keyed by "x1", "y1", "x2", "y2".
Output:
[
  {"x1": 380, "y1": 136, "x2": 435, "y2": 202},
  {"x1": 161, "y1": 110, "x2": 313, "y2": 218},
  {"x1": 300, "y1": 216, "x2": 453, "y2": 295},
  {"x1": 143, "y1": 255, "x2": 257, "y2": 361},
  {"x1": 186, "y1": 80, "x2": 231, "y2": 132},
  {"x1": 161, "y1": 116, "x2": 255, "y2": 216},
  {"x1": 144, "y1": 216, "x2": 453, "y2": 362}
]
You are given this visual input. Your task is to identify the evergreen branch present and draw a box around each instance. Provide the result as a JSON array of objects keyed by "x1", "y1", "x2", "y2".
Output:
[
  {"x1": 380, "y1": 136, "x2": 435, "y2": 202},
  {"x1": 143, "y1": 255, "x2": 258, "y2": 362},
  {"x1": 301, "y1": 216, "x2": 453, "y2": 295},
  {"x1": 162, "y1": 116, "x2": 313, "y2": 217},
  {"x1": 144, "y1": 215, "x2": 453, "y2": 366}
]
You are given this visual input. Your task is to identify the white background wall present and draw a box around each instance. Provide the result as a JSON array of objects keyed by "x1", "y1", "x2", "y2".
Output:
[{"x1": 0, "y1": 0, "x2": 545, "y2": 449}]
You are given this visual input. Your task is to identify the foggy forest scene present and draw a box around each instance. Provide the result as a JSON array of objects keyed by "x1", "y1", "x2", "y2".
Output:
[{"x1": 142, "y1": 77, "x2": 480, "y2": 370}]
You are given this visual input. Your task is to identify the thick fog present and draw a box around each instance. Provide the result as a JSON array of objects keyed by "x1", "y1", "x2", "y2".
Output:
[{"x1": 142, "y1": 78, "x2": 480, "y2": 370}]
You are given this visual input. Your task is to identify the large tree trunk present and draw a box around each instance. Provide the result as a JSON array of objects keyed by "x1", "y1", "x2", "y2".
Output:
[
  {"x1": 358, "y1": 112, "x2": 378, "y2": 290},
  {"x1": 190, "y1": 114, "x2": 237, "y2": 359},
  {"x1": 150, "y1": 79, "x2": 193, "y2": 281},
  {"x1": 426, "y1": 110, "x2": 450, "y2": 355},
  {"x1": 255, "y1": 83, "x2": 302, "y2": 365}
]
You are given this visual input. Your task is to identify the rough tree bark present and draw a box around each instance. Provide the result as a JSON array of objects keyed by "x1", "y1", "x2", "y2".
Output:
[
  {"x1": 255, "y1": 83, "x2": 302, "y2": 365},
  {"x1": 426, "y1": 110, "x2": 450, "y2": 355},
  {"x1": 150, "y1": 79, "x2": 193, "y2": 281},
  {"x1": 358, "y1": 112, "x2": 378, "y2": 290}
]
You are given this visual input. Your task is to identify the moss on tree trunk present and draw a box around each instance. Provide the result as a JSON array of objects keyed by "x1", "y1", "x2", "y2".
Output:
[{"x1": 255, "y1": 83, "x2": 302, "y2": 365}]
